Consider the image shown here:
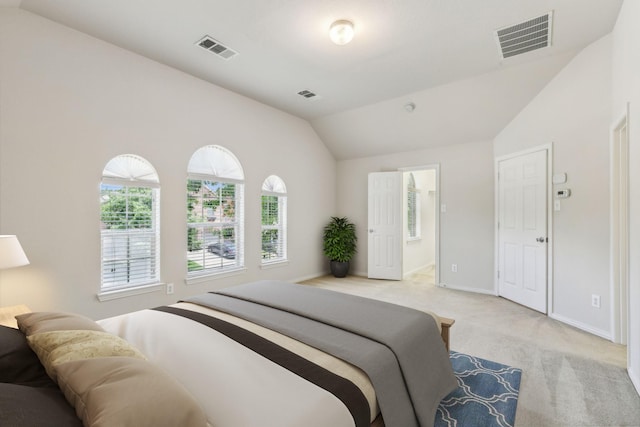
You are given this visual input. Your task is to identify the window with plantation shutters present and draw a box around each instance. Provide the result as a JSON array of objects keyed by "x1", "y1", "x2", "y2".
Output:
[
  {"x1": 187, "y1": 145, "x2": 244, "y2": 279},
  {"x1": 407, "y1": 173, "x2": 421, "y2": 240},
  {"x1": 261, "y1": 175, "x2": 287, "y2": 264},
  {"x1": 100, "y1": 155, "x2": 160, "y2": 292}
]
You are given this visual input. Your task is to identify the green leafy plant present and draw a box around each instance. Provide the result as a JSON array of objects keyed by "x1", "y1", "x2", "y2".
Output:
[{"x1": 322, "y1": 217, "x2": 357, "y2": 262}]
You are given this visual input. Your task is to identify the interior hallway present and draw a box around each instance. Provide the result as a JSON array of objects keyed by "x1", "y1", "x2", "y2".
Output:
[{"x1": 301, "y1": 271, "x2": 640, "y2": 426}]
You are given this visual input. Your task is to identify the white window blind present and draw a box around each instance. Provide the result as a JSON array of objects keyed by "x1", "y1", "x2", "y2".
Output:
[
  {"x1": 261, "y1": 175, "x2": 287, "y2": 263},
  {"x1": 187, "y1": 146, "x2": 244, "y2": 277},
  {"x1": 100, "y1": 155, "x2": 160, "y2": 292}
]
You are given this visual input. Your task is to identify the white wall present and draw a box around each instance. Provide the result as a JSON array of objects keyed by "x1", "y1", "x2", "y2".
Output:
[
  {"x1": 494, "y1": 35, "x2": 613, "y2": 337},
  {"x1": 612, "y1": 0, "x2": 640, "y2": 394},
  {"x1": 0, "y1": 9, "x2": 336, "y2": 319},
  {"x1": 337, "y1": 140, "x2": 495, "y2": 293},
  {"x1": 403, "y1": 169, "x2": 436, "y2": 276}
]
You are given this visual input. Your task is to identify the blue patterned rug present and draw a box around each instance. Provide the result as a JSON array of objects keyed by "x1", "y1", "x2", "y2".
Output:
[{"x1": 435, "y1": 352, "x2": 522, "y2": 427}]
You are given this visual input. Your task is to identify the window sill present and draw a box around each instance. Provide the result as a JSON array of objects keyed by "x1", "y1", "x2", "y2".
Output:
[
  {"x1": 260, "y1": 259, "x2": 289, "y2": 270},
  {"x1": 97, "y1": 283, "x2": 165, "y2": 302},
  {"x1": 185, "y1": 267, "x2": 247, "y2": 285}
]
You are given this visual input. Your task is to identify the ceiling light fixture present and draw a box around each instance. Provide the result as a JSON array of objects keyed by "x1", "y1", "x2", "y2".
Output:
[{"x1": 329, "y1": 20, "x2": 355, "y2": 45}]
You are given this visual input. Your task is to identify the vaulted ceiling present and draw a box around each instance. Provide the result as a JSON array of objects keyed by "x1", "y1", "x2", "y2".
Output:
[{"x1": 10, "y1": 0, "x2": 623, "y2": 159}]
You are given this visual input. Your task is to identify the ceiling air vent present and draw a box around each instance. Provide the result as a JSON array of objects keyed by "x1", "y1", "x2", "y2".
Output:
[
  {"x1": 495, "y1": 11, "x2": 553, "y2": 59},
  {"x1": 196, "y1": 35, "x2": 238, "y2": 60},
  {"x1": 297, "y1": 89, "x2": 320, "y2": 100}
]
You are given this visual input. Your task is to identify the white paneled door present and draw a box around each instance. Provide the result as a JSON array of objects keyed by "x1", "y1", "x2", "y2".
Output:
[
  {"x1": 368, "y1": 172, "x2": 403, "y2": 280},
  {"x1": 498, "y1": 149, "x2": 548, "y2": 313}
]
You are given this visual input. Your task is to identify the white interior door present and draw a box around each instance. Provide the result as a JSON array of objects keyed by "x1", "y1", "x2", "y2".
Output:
[
  {"x1": 368, "y1": 172, "x2": 403, "y2": 280},
  {"x1": 498, "y1": 149, "x2": 548, "y2": 313}
]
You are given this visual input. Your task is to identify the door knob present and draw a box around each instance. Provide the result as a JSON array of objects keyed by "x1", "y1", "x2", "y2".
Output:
[{"x1": 536, "y1": 237, "x2": 546, "y2": 243}]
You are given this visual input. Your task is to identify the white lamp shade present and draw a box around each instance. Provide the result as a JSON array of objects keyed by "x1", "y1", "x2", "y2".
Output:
[{"x1": 0, "y1": 235, "x2": 30, "y2": 269}]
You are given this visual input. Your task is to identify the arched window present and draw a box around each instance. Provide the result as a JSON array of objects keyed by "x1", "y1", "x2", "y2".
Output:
[
  {"x1": 261, "y1": 175, "x2": 287, "y2": 264},
  {"x1": 187, "y1": 145, "x2": 244, "y2": 277},
  {"x1": 407, "y1": 173, "x2": 421, "y2": 239},
  {"x1": 100, "y1": 155, "x2": 160, "y2": 292}
]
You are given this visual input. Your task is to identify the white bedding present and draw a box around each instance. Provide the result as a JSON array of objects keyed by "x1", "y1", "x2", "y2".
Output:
[{"x1": 98, "y1": 303, "x2": 376, "y2": 427}]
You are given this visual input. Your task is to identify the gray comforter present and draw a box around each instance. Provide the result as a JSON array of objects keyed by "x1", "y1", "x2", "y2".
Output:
[{"x1": 185, "y1": 280, "x2": 456, "y2": 427}]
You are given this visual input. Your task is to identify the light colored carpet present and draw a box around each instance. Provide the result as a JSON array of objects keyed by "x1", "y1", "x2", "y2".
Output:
[{"x1": 301, "y1": 270, "x2": 640, "y2": 426}]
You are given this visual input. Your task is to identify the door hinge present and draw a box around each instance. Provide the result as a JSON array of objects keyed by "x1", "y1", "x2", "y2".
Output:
[{"x1": 497, "y1": 270, "x2": 500, "y2": 279}]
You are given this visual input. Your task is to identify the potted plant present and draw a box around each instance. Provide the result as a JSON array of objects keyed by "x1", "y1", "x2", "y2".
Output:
[{"x1": 323, "y1": 216, "x2": 357, "y2": 278}]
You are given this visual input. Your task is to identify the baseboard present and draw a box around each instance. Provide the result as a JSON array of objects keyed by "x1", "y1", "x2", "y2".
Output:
[
  {"x1": 290, "y1": 272, "x2": 329, "y2": 283},
  {"x1": 549, "y1": 313, "x2": 612, "y2": 340},
  {"x1": 403, "y1": 263, "x2": 434, "y2": 278},
  {"x1": 629, "y1": 367, "x2": 640, "y2": 397},
  {"x1": 437, "y1": 282, "x2": 496, "y2": 295},
  {"x1": 351, "y1": 269, "x2": 368, "y2": 278}
]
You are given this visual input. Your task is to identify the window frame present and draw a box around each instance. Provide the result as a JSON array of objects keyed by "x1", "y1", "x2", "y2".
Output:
[
  {"x1": 99, "y1": 155, "x2": 161, "y2": 299},
  {"x1": 261, "y1": 175, "x2": 287, "y2": 265},
  {"x1": 407, "y1": 173, "x2": 421, "y2": 241},
  {"x1": 186, "y1": 146, "x2": 245, "y2": 282}
]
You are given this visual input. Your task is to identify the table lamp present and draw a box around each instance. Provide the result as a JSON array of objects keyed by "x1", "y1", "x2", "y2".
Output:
[
  {"x1": 0, "y1": 235, "x2": 29, "y2": 269},
  {"x1": 0, "y1": 235, "x2": 30, "y2": 327}
]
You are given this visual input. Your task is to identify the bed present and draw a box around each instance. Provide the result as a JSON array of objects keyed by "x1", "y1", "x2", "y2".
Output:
[{"x1": 0, "y1": 280, "x2": 456, "y2": 427}]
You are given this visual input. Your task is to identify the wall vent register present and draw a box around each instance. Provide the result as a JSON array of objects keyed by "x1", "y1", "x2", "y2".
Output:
[
  {"x1": 495, "y1": 11, "x2": 553, "y2": 59},
  {"x1": 297, "y1": 89, "x2": 319, "y2": 100},
  {"x1": 196, "y1": 35, "x2": 238, "y2": 60}
]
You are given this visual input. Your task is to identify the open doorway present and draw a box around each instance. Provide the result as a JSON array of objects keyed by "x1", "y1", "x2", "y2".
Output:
[{"x1": 400, "y1": 165, "x2": 439, "y2": 285}]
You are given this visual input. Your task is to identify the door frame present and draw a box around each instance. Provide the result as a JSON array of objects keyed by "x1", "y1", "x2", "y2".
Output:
[
  {"x1": 610, "y1": 104, "x2": 630, "y2": 345},
  {"x1": 398, "y1": 164, "x2": 441, "y2": 286},
  {"x1": 494, "y1": 144, "x2": 553, "y2": 313}
]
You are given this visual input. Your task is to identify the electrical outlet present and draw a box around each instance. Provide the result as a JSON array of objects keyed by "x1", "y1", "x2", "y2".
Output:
[
  {"x1": 451, "y1": 264, "x2": 458, "y2": 273},
  {"x1": 591, "y1": 294, "x2": 600, "y2": 308},
  {"x1": 166, "y1": 283, "x2": 174, "y2": 295}
]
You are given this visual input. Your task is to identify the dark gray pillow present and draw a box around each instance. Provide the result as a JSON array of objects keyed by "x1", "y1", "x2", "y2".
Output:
[
  {"x1": 0, "y1": 325, "x2": 54, "y2": 387},
  {"x1": 0, "y1": 382, "x2": 82, "y2": 427}
]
